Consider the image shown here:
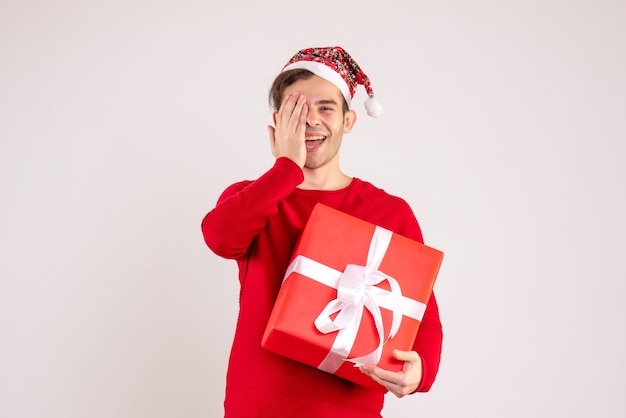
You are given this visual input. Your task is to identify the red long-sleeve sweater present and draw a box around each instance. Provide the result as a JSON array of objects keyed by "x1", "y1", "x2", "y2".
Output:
[{"x1": 202, "y1": 157, "x2": 442, "y2": 418}]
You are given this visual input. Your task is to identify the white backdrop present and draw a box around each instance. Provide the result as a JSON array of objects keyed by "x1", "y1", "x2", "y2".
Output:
[{"x1": 1, "y1": 1, "x2": 625, "y2": 417}]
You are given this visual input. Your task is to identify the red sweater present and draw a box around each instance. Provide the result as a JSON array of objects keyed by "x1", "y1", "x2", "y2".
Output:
[{"x1": 202, "y1": 158, "x2": 442, "y2": 418}]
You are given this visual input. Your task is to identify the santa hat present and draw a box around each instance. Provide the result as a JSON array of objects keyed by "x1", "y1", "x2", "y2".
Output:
[{"x1": 282, "y1": 46, "x2": 383, "y2": 117}]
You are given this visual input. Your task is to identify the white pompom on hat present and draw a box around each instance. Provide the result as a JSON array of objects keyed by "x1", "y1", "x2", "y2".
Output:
[{"x1": 282, "y1": 46, "x2": 383, "y2": 117}]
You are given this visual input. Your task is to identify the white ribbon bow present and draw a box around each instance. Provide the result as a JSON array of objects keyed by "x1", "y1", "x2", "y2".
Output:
[{"x1": 283, "y1": 226, "x2": 426, "y2": 373}]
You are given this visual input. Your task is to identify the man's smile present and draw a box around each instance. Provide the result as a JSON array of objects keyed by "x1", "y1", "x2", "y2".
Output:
[{"x1": 305, "y1": 135, "x2": 326, "y2": 150}]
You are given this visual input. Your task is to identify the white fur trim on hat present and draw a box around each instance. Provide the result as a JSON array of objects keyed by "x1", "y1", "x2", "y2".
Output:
[{"x1": 282, "y1": 61, "x2": 353, "y2": 108}]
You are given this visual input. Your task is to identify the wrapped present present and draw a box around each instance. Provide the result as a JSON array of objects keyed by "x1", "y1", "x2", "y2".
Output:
[{"x1": 261, "y1": 203, "x2": 444, "y2": 390}]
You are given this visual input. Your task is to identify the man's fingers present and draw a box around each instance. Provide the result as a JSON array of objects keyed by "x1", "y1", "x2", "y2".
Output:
[
  {"x1": 360, "y1": 365, "x2": 404, "y2": 397},
  {"x1": 359, "y1": 351, "x2": 422, "y2": 398},
  {"x1": 393, "y1": 349, "x2": 420, "y2": 363},
  {"x1": 288, "y1": 94, "x2": 306, "y2": 130},
  {"x1": 271, "y1": 92, "x2": 308, "y2": 167},
  {"x1": 277, "y1": 92, "x2": 300, "y2": 123},
  {"x1": 278, "y1": 93, "x2": 306, "y2": 127},
  {"x1": 299, "y1": 103, "x2": 308, "y2": 127},
  {"x1": 361, "y1": 365, "x2": 397, "y2": 384}
]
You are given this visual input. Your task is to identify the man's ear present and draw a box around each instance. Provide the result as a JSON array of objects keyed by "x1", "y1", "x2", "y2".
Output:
[
  {"x1": 343, "y1": 109, "x2": 357, "y2": 134},
  {"x1": 272, "y1": 112, "x2": 278, "y2": 126}
]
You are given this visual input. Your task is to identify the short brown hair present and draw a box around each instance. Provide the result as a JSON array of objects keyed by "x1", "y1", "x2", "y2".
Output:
[{"x1": 268, "y1": 68, "x2": 349, "y2": 113}]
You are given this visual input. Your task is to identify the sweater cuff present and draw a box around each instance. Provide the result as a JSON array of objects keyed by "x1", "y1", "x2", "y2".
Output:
[
  {"x1": 413, "y1": 355, "x2": 429, "y2": 393},
  {"x1": 274, "y1": 157, "x2": 304, "y2": 185}
]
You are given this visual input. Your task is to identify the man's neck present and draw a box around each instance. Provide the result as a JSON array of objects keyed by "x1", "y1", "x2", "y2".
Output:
[{"x1": 298, "y1": 167, "x2": 352, "y2": 191}]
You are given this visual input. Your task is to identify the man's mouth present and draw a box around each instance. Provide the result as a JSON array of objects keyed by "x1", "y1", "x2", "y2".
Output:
[{"x1": 305, "y1": 135, "x2": 326, "y2": 150}]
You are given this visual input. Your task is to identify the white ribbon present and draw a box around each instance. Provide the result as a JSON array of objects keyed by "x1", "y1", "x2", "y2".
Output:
[{"x1": 283, "y1": 226, "x2": 427, "y2": 373}]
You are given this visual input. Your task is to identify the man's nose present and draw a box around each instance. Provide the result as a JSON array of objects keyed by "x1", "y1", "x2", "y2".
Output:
[{"x1": 306, "y1": 108, "x2": 320, "y2": 126}]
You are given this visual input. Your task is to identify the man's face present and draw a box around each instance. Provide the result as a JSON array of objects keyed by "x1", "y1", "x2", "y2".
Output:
[{"x1": 281, "y1": 75, "x2": 356, "y2": 171}]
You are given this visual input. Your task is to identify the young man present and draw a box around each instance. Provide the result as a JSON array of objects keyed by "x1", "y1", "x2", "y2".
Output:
[{"x1": 201, "y1": 46, "x2": 443, "y2": 418}]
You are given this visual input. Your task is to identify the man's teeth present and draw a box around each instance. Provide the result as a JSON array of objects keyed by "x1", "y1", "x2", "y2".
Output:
[{"x1": 305, "y1": 136, "x2": 325, "y2": 140}]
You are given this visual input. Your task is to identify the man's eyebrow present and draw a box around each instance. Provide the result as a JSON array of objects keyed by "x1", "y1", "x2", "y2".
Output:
[{"x1": 314, "y1": 99, "x2": 339, "y2": 106}]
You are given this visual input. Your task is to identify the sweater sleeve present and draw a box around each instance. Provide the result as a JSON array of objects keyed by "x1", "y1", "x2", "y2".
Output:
[
  {"x1": 413, "y1": 291, "x2": 443, "y2": 392},
  {"x1": 201, "y1": 157, "x2": 304, "y2": 260}
]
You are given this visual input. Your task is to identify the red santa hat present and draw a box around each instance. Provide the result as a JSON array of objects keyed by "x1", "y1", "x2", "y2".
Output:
[{"x1": 282, "y1": 46, "x2": 383, "y2": 117}]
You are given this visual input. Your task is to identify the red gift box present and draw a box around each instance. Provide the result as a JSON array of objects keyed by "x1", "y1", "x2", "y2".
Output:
[{"x1": 261, "y1": 203, "x2": 444, "y2": 390}]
